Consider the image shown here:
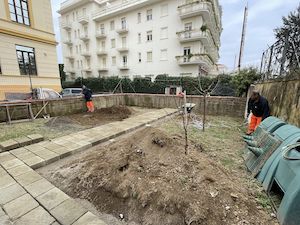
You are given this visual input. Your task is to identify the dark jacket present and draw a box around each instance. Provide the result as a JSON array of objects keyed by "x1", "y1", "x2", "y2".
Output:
[
  {"x1": 248, "y1": 96, "x2": 270, "y2": 120},
  {"x1": 82, "y1": 88, "x2": 93, "y2": 101}
]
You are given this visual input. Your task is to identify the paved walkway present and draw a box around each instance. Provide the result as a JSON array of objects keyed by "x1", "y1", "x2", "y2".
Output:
[{"x1": 0, "y1": 108, "x2": 177, "y2": 225}]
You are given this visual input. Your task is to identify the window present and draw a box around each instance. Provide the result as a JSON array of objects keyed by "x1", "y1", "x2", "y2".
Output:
[
  {"x1": 112, "y1": 56, "x2": 116, "y2": 66},
  {"x1": 77, "y1": 60, "x2": 80, "y2": 69},
  {"x1": 160, "y1": 27, "x2": 168, "y2": 39},
  {"x1": 138, "y1": 52, "x2": 142, "y2": 63},
  {"x1": 138, "y1": 33, "x2": 141, "y2": 44},
  {"x1": 111, "y1": 39, "x2": 116, "y2": 48},
  {"x1": 110, "y1": 20, "x2": 115, "y2": 30},
  {"x1": 82, "y1": 8, "x2": 86, "y2": 16},
  {"x1": 76, "y1": 11, "x2": 78, "y2": 19},
  {"x1": 160, "y1": 49, "x2": 168, "y2": 61},
  {"x1": 184, "y1": 23, "x2": 193, "y2": 38},
  {"x1": 76, "y1": 45, "x2": 78, "y2": 53},
  {"x1": 79, "y1": 44, "x2": 82, "y2": 53},
  {"x1": 122, "y1": 56, "x2": 128, "y2": 66},
  {"x1": 122, "y1": 37, "x2": 127, "y2": 48},
  {"x1": 161, "y1": 4, "x2": 168, "y2": 17},
  {"x1": 121, "y1": 17, "x2": 127, "y2": 29},
  {"x1": 72, "y1": 12, "x2": 75, "y2": 21},
  {"x1": 137, "y1": 12, "x2": 141, "y2": 23},
  {"x1": 146, "y1": 9, "x2": 152, "y2": 21},
  {"x1": 16, "y1": 45, "x2": 37, "y2": 75},
  {"x1": 147, "y1": 51, "x2": 152, "y2": 62},
  {"x1": 147, "y1": 31, "x2": 152, "y2": 42},
  {"x1": 101, "y1": 41, "x2": 105, "y2": 50},
  {"x1": 9, "y1": 0, "x2": 30, "y2": 25},
  {"x1": 102, "y1": 58, "x2": 107, "y2": 67},
  {"x1": 77, "y1": 29, "x2": 80, "y2": 37},
  {"x1": 100, "y1": 24, "x2": 105, "y2": 34}
]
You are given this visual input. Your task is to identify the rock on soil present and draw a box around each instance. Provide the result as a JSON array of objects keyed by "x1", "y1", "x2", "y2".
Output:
[{"x1": 42, "y1": 127, "x2": 276, "y2": 225}]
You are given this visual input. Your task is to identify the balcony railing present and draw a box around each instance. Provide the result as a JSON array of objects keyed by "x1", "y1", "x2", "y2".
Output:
[
  {"x1": 65, "y1": 54, "x2": 75, "y2": 60},
  {"x1": 82, "y1": 67, "x2": 92, "y2": 72},
  {"x1": 96, "y1": 30, "x2": 106, "y2": 39},
  {"x1": 116, "y1": 26, "x2": 129, "y2": 34},
  {"x1": 61, "y1": 21, "x2": 72, "y2": 30},
  {"x1": 78, "y1": 15, "x2": 89, "y2": 24},
  {"x1": 97, "y1": 50, "x2": 107, "y2": 56},
  {"x1": 119, "y1": 63, "x2": 129, "y2": 70},
  {"x1": 175, "y1": 53, "x2": 213, "y2": 66},
  {"x1": 81, "y1": 51, "x2": 91, "y2": 57},
  {"x1": 63, "y1": 39, "x2": 73, "y2": 45},
  {"x1": 117, "y1": 46, "x2": 129, "y2": 52},
  {"x1": 92, "y1": 0, "x2": 149, "y2": 21},
  {"x1": 80, "y1": 34, "x2": 89, "y2": 42},
  {"x1": 98, "y1": 67, "x2": 108, "y2": 72}
]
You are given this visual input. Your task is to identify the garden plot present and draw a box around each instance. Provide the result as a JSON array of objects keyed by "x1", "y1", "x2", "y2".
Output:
[
  {"x1": 38, "y1": 116, "x2": 279, "y2": 225},
  {"x1": 0, "y1": 106, "x2": 153, "y2": 142}
]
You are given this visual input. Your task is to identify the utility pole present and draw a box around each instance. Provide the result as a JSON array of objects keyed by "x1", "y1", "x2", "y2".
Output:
[{"x1": 238, "y1": 3, "x2": 248, "y2": 72}]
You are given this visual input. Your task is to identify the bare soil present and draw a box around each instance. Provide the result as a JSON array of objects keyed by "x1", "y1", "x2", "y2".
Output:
[
  {"x1": 39, "y1": 117, "x2": 278, "y2": 225},
  {"x1": 0, "y1": 106, "x2": 148, "y2": 142},
  {"x1": 46, "y1": 105, "x2": 132, "y2": 128}
]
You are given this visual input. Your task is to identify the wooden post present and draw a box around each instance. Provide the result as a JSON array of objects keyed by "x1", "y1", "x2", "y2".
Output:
[
  {"x1": 5, "y1": 105, "x2": 11, "y2": 125},
  {"x1": 203, "y1": 92, "x2": 206, "y2": 132},
  {"x1": 183, "y1": 90, "x2": 188, "y2": 154}
]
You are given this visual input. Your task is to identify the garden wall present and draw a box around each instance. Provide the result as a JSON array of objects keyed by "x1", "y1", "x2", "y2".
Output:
[
  {"x1": 255, "y1": 79, "x2": 300, "y2": 127},
  {"x1": 0, "y1": 94, "x2": 246, "y2": 122}
]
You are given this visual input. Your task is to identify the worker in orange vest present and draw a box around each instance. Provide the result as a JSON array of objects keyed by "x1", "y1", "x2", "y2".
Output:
[
  {"x1": 247, "y1": 90, "x2": 270, "y2": 135},
  {"x1": 82, "y1": 85, "x2": 95, "y2": 113}
]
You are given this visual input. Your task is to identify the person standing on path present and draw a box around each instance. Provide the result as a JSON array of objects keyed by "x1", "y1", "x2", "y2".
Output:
[
  {"x1": 82, "y1": 85, "x2": 95, "y2": 113},
  {"x1": 247, "y1": 90, "x2": 270, "y2": 135}
]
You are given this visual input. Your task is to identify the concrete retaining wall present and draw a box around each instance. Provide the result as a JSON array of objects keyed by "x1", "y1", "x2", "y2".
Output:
[
  {"x1": 0, "y1": 94, "x2": 246, "y2": 122},
  {"x1": 255, "y1": 79, "x2": 300, "y2": 127}
]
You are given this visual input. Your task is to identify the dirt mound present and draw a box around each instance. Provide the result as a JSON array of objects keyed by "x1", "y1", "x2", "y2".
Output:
[{"x1": 47, "y1": 127, "x2": 274, "y2": 225}]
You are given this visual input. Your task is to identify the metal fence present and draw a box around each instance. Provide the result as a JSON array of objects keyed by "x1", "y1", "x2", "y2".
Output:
[{"x1": 260, "y1": 37, "x2": 300, "y2": 80}]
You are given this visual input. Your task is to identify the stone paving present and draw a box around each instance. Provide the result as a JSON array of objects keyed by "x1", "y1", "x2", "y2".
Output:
[{"x1": 0, "y1": 108, "x2": 177, "y2": 225}]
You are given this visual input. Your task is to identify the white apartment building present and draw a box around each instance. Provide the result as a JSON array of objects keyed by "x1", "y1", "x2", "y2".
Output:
[{"x1": 58, "y1": 0, "x2": 222, "y2": 81}]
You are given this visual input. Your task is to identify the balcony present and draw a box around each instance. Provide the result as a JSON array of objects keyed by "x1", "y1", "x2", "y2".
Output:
[
  {"x1": 98, "y1": 67, "x2": 108, "y2": 72},
  {"x1": 97, "y1": 50, "x2": 107, "y2": 56},
  {"x1": 119, "y1": 64, "x2": 129, "y2": 70},
  {"x1": 96, "y1": 31, "x2": 106, "y2": 39},
  {"x1": 116, "y1": 26, "x2": 129, "y2": 34},
  {"x1": 178, "y1": 1, "x2": 221, "y2": 45},
  {"x1": 66, "y1": 68, "x2": 75, "y2": 73},
  {"x1": 65, "y1": 54, "x2": 75, "y2": 61},
  {"x1": 78, "y1": 15, "x2": 89, "y2": 24},
  {"x1": 82, "y1": 67, "x2": 92, "y2": 72},
  {"x1": 63, "y1": 39, "x2": 73, "y2": 46},
  {"x1": 117, "y1": 47, "x2": 129, "y2": 52},
  {"x1": 178, "y1": 1, "x2": 212, "y2": 19},
  {"x1": 81, "y1": 51, "x2": 91, "y2": 57},
  {"x1": 80, "y1": 34, "x2": 89, "y2": 42},
  {"x1": 61, "y1": 21, "x2": 72, "y2": 30},
  {"x1": 175, "y1": 53, "x2": 213, "y2": 67},
  {"x1": 92, "y1": 0, "x2": 161, "y2": 21}
]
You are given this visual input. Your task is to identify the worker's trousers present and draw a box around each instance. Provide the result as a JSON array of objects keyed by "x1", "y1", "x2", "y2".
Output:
[
  {"x1": 86, "y1": 101, "x2": 95, "y2": 112},
  {"x1": 247, "y1": 114, "x2": 262, "y2": 134}
]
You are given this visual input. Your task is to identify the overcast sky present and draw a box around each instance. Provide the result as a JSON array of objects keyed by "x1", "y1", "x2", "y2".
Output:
[{"x1": 51, "y1": 0, "x2": 299, "y2": 71}]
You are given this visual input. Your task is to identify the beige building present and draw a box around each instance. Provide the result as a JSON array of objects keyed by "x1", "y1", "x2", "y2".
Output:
[{"x1": 0, "y1": 0, "x2": 61, "y2": 100}]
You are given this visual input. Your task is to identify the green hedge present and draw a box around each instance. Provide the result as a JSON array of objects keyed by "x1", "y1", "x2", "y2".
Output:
[
  {"x1": 62, "y1": 74, "x2": 237, "y2": 96},
  {"x1": 62, "y1": 68, "x2": 262, "y2": 96}
]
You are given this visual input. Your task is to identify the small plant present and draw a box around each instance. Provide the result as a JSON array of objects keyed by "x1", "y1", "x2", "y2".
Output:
[{"x1": 201, "y1": 25, "x2": 208, "y2": 32}]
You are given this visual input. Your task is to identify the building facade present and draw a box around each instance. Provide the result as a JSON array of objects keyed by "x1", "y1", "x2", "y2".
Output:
[
  {"x1": 59, "y1": 0, "x2": 222, "y2": 81},
  {"x1": 0, "y1": 0, "x2": 61, "y2": 100}
]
